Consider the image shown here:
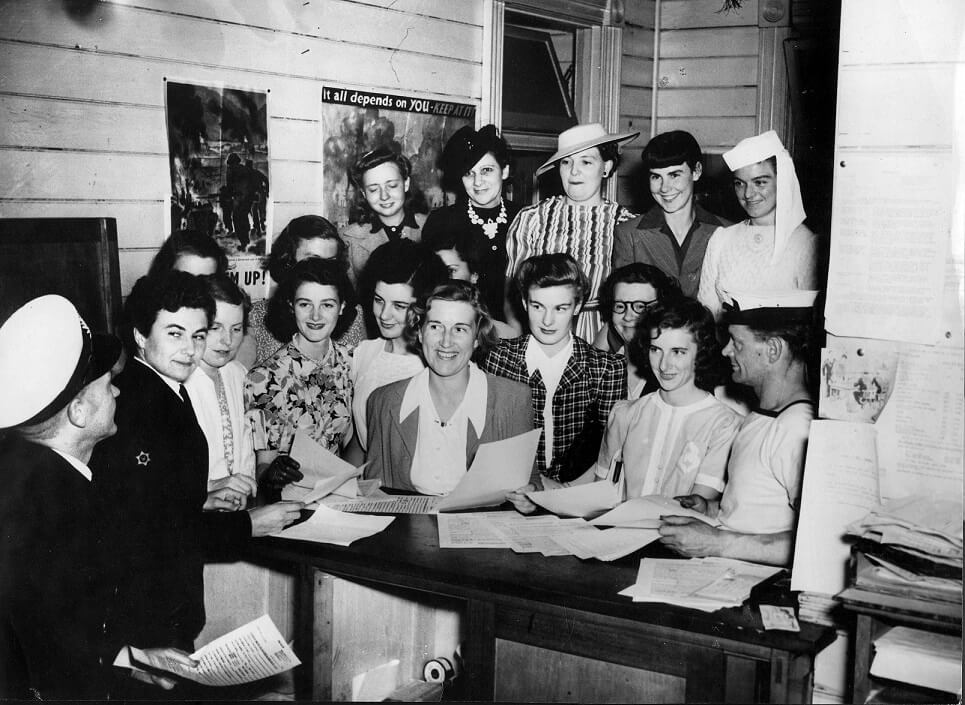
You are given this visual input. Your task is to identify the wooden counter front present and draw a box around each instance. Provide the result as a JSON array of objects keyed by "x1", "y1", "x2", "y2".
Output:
[{"x1": 248, "y1": 513, "x2": 833, "y2": 703}]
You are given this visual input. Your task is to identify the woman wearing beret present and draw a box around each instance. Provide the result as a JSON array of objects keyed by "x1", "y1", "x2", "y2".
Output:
[
  {"x1": 422, "y1": 124, "x2": 521, "y2": 323},
  {"x1": 504, "y1": 123, "x2": 639, "y2": 342}
]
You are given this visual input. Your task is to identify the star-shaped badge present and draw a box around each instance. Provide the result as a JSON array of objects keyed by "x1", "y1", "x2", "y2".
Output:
[{"x1": 135, "y1": 450, "x2": 151, "y2": 467}]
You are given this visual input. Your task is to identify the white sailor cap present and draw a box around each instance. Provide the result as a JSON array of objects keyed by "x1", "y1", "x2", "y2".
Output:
[
  {"x1": 0, "y1": 295, "x2": 122, "y2": 428},
  {"x1": 721, "y1": 289, "x2": 819, "y2": 327}
]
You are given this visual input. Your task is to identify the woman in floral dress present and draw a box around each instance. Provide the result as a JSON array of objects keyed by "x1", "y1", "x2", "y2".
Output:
[{"x1": 245, "y1": 257, "x2": 356, "y2": 494}]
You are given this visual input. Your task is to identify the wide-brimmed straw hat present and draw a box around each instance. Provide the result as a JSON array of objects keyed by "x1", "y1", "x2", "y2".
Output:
[
  {"x1": 536, "y1": 123, "x2": 640, "y2": 176},
  {"x1": 0, "y1": 294, "x2": 122, "y2": 428}
]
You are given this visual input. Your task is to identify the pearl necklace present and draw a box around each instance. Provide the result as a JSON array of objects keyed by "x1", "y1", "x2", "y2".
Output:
[{"x1": 467, "y1": 200, "x2": 507, "y2": 239}]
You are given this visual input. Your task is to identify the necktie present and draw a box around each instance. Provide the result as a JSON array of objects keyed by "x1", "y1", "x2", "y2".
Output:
[{"x1": 179, "y1": 383, "x2": 196, "y2": 418}]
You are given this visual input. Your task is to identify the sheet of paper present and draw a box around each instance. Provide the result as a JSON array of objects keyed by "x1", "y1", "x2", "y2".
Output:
[
  {"x1": 283, "y1": 431, "x2": 361, "y2": 501},
  {"x1": 436, "y1": 511, "x2": 512, "y2": 548},
  {"x1": 818, "y1": 335, "x2": 899, "y2": 423},
  {"x1": 873, "y1": 341, "x2": 965, "y2": 501},
  {"x1": 825, "y1": 151, "x2": 953, "y2": 343},
  {"x1": 525, "y1": 480, "x2": 622, "y2": 518},
  {"x1": 326, "y1": 494, "x2": 441, "y2": 514},
  {"x1": 590, "y1": 495, "x2": 719, "y2": 528},
  {"x1": 552, "y1": 525, "x2": 659, "y2": 562},
  {"x1": 119, "y1": 614, "x2": 300, "y2": 686},
  {"x1": 620, "y1": 557, "x2": 777, "y2": 610},
  {"x1": 301, "y1": 468, "x2": 361, "y2": 505},
  {"x1": 791, "y1": 420, "x2": 881, "y2": 594},
  {"x1": 273, "y1": 504, "x2": 394, "y2": 546},
  {"x1": 487, "y1": 514, "x2": 575, "y2": 554},
  {"x1": 436, "y1": 429, "x2": 540, "y2": 512}
]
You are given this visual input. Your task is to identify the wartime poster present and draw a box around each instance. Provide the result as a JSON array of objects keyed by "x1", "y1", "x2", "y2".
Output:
[
  {"x1": 321, "y1": 85, "x2": 476, "y2": 228},
  {"x1": 165, "y1": 80, "x2": 270, "y2": 299}
]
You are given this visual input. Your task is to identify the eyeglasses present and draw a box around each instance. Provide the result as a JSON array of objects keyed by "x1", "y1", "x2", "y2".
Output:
[{"x1": 612, "y1": 300, "x2": 657, "y2": 315}]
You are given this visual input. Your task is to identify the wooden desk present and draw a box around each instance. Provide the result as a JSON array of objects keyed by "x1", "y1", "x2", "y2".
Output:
[{"x1": 249, "y1": 514, "x2": 834, "y2": 703}]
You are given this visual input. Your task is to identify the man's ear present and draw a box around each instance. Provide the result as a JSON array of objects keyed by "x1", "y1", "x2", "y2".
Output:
[
  {"x1": 765, "y1": 335, "x2": 784, "y2": 363},
  {"x1": 500, "y1": 165, "x2": 510, "y2": 181},
  {"x1": 693, "y1": 162, "x2": 703, "y2": 182},
  {"x1": 133, "y1": 328, "x2": 147, "y2": 354},
  {"x1": 66, "y1": 395, "x2": 87, "y2": 429}
]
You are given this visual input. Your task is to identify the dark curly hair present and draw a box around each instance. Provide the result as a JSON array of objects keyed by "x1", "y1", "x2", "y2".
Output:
[
  {"x1": 267, "y1": 215, "x2": 348, "y2": 282},
  {"x1": 125, "y1": 271, "x2": 215, "y2": 355},
  {"x1": 598, "y1": 263, "x2": 682, "y2": 321},
  {"x1": 265, "y1": 258, "x2": 357, "y2": 343},
  {"x1": 402, "y1": 281, "x2": 498, "y2": 363},
  {"x1": 148, "y1": 229, "x2": 228, "y2": 277},
  {"x1": 422, "y1": 227, "x2": 484, "y2": 279},
  {"x1": 629, "y1": 297, "x2": 724, "y2": 392}
]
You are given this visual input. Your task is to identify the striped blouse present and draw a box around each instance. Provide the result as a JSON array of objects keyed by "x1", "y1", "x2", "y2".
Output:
[{"x1": 505, "y1": 195, "x2": 636, "y2": 342}]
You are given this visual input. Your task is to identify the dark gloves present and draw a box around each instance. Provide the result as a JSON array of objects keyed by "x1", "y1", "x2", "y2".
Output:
[{"x1": 262, "y1": 455, "x2": 303, "y2": 490}]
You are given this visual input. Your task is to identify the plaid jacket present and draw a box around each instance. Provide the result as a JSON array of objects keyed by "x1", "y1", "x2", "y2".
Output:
[{"x1": 480, "y1": 335, "x2": 627, "y2": 482}]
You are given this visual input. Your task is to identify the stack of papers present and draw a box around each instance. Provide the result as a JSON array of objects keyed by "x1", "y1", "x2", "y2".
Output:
[
  {"x1": 436, "y1": 511, "x2": 659, "y2": 561},
  {"x1": 272, "y1": 504, "x2": 394, "y2": 546},
  {"x1": 846, "y1": 495, "x2": 963, "y2": 604},
  {"x1": 618, "y1": 557, "x2": 781, "y2": 612},
  {"x1": 870, "y1": 626, "x2": 962, "y2": 694}
]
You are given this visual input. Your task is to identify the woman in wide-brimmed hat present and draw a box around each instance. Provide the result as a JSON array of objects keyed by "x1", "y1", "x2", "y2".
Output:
[
  {"x1": 422, "y1": 124, "x2": 521, "y2": 321},
  {"x1": 504, "y1": 122, "x2": 639, "y2": 341}
]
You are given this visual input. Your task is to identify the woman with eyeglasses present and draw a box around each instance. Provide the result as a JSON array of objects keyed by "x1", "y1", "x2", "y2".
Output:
[{"x1": 593, "y1": 263, "x2": 681, "y2": 398}]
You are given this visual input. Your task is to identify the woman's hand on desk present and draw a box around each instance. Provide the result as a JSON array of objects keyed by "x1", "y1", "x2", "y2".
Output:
[
  {"x1": 249, "y1": 501, "x2": 304, "y2": 537},
  {"x1": 262, "y1": 455, "x2": 303, "y2": 490},
  {"x1": 506, "y1": 484, "x2": 538, "y2": 514}
]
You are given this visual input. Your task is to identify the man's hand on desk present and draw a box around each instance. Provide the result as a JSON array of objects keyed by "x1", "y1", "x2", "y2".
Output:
[
  {"x1": 249, "y1": 501, "x2": 304, "y2": 537},
  {"x1": 657, "y1": 516, "x2": 724, "y2": 558}
]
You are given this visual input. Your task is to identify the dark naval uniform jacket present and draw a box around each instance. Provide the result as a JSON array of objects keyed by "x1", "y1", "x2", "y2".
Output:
[
  {"x1": 0, "y1": 437, "x2": 119, "y2": 699},
  {"x1": 90, "y1": 358, "x2": 251, "y2": 650}
]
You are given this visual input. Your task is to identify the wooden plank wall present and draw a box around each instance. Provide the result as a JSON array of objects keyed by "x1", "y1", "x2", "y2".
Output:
[
  {"x1": 0, "y1": 0, "x2": 484, "y2": 294},
  {"x1": 615, "y1": 0, "x2": 654, "y2": 209},
  {"x1": 653, "y1": 0, "x2": 759, "y2": 154}
]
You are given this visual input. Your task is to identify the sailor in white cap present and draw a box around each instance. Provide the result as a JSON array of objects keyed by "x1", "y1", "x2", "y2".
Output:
[
  {"x1": 696, "y1": 130, "x2": 821, "y2": 319},
  {"x1": 659, "y1": 289, "x2": 819, "y2": 566},
  {"x1": 504, "y1": 122, "x2": 640, "y2": 341},
  {"x1": 0, "y1": 295, "x2": 197, "y2": 699}
]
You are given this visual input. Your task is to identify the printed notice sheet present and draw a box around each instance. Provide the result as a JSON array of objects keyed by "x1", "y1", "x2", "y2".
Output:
[
  {"x1": 791, "y1": 420, "x2": 881, "y2": 594},
  {"x1": 327, "y1": 494, "x2": 442, "y2": 514},
  {"x1": 117, "y1": 615, "x2": 299, "y2": 686},
  {"x1": 437, "y1": 511, "x2": 515, "y2": 548}
]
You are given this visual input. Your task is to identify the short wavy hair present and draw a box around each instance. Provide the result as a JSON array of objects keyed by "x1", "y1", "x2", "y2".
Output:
[
  {"x1": 402, "y1": 280, "x2": 498, "y2": 362},
  {"x1": 629, "y1": 296, "x2": 724, "y2": 392},
  {"x1": 203, "y1": 274, "x2": 252, "y2": 333},
  {"x1": 358, "y1": 240, "x2": 449, "y2": 308},
  {"x1": 267, "y1": 215, "x2": 348, "y2": 282},
  {"x1": 148, "y1": 229, "x2": 228, "y2": 277},
  {"x1": 598, "y1": 263, "x2": 682, "y2": 321},
  {"x1": 265, "y1": 258, "x2": 357, "y2": 343},
  {"x1": 515, "y1": 253, "x2": 590, "y2": 305},
  {"x1": 126, "y1": 271, "x2": 215, "y2": 355},
  {"x1": 422, "y1": 227, "x2": 484, "y2": 278},
  {"x1": 350, "y1": 147, "x2": 419, "y2": 226}
]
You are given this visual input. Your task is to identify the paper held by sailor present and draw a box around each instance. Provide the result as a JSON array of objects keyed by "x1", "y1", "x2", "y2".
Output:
[
  {"x1": 272, "y1": 504, "x2": 394, "y2": 546},
  {"x1": 115, "y1": 614, "x2": 299, "y2": 686},
  {"x1": 525, "y1": 479, "x2": 622, "y2": 518},
  {"x1": 436, "y1": 429, "x2": 541, "y2": 512},
  {"x1": 283, "y1": 431, "x2": 363, "y2": 503},
  {"x1": 591, "y1": 495, "x2": 720, "y2": 529},
  {"x1": 619, "y1": 557, "x2": 781, "y2": 611}
]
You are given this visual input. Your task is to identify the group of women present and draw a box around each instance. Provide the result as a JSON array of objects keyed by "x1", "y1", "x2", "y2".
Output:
[{"x1": 147, "y1": 117, "x2": 817, "y2": 521}]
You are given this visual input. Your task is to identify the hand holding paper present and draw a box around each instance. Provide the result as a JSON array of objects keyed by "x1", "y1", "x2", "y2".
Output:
[
  {"x1": 436, "y1": 429, "x2": 541, "y2": 512},
  {"x1": 284, "y1": 431, "x2": 363, "y2": 503},
  {"x1": 526, "y1": 480, "x2": 622, "y2": 518},
  {"x1": 591, "y1": 495, "x2": 720, "y2": 529}
]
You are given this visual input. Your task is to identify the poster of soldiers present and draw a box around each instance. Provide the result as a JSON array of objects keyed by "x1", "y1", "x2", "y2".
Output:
[
  {"x1": 321, "y1": 85, "x2": 476, "y2": 228},
  {"x1": 165, "y1": 80, "x2": 270, "y2": 297}
]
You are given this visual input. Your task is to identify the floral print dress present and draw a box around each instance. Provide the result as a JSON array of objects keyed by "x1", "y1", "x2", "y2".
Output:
[{"x1": 244, "y1": 339, "x2": 354, "y2": 455}]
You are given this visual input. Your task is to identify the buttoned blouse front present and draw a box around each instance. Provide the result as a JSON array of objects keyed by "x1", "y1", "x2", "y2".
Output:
[
  {"x1": 245, "y1": 339, "x2": 354, "y2": 455},
  {"x1": 404, "y1": 365, "x2": 488, "y2": 496},
  {"x1": 594, "y1": 391, "x2": 742, "y2": 498}
]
